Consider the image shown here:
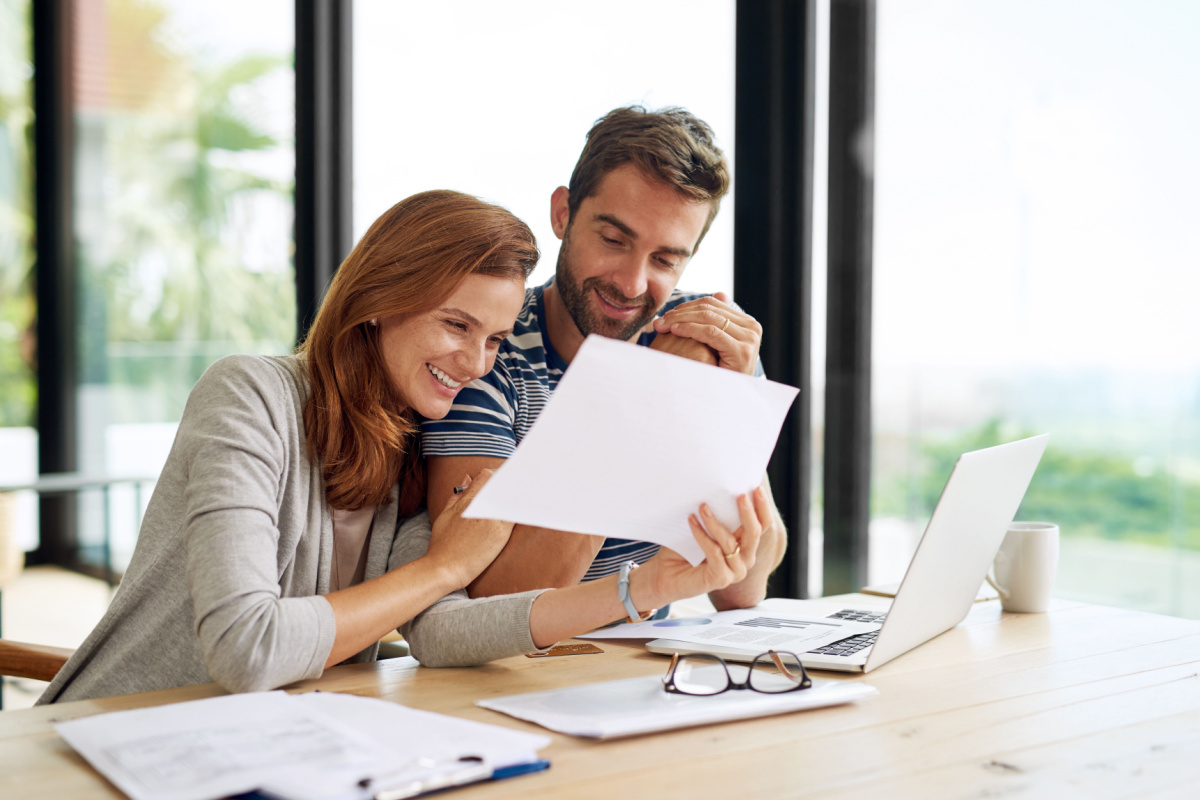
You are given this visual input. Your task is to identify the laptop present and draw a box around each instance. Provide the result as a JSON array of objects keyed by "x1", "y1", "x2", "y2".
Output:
[{"x1": 645, "y1": 433, "x2": 1050, "y2": 673}]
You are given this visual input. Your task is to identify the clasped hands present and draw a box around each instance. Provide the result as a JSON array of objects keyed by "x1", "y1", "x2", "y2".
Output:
[{"x1": 648, "y1": 291, "x2": 763, "y2": 376}]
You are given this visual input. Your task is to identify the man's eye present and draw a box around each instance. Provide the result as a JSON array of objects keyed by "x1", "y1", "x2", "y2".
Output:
[{"x1": 602, "y1": 235, "x2": 622, "y2": 246}]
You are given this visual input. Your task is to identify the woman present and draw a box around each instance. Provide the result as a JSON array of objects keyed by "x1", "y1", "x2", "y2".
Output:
[{"x1": 39, "y1": 190, "x2": 767, "y2": 702}]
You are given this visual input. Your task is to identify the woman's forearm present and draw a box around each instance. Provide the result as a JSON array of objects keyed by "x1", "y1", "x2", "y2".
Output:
[
  {"x1": 528, "y1": 569, "x2": 661, "y2": 650},
  {"x1": 323, "y1": 558, "x2": 460, "y2": 668}
]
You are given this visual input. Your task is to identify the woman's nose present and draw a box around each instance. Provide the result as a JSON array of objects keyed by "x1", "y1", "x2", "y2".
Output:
[{"x1": 462, "y1": 341, "x2": 490, "y2": 378}]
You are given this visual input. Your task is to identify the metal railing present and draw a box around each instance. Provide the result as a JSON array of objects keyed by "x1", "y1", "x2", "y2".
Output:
[{"x1": 0, "y1": 472, "x2": 158, "y2": 629}]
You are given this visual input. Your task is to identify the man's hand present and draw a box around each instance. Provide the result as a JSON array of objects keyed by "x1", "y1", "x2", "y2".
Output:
[
  {"x1": 651, "y1": 292, "x2": 762, "y2": 375},
  {"x1": 648, "y1": 331, "x2": 718, "y2": 366}
]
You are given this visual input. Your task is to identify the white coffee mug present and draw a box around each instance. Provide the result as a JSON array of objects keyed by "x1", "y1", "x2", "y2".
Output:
[{"x1": 985, "y1": 522, "x2": 1059, "y2": 613}]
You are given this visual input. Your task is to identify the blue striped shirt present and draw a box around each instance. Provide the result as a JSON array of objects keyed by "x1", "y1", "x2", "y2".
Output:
[{"x1": 422, "y1": 278, "x2": 759, "y2": 581}]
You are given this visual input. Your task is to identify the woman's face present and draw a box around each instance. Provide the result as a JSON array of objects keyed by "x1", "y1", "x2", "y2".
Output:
[{"x1": 377, "y1": 274, "x2": 526, "y2": 420}]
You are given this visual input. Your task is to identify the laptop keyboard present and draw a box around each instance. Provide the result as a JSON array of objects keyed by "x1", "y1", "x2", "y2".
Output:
[
  {"x1": 827, "y1": 609, "x2": 887, "y2": 624},
  {"x1": 806, "y1": 609, "x2": 887, "y2": 657}
]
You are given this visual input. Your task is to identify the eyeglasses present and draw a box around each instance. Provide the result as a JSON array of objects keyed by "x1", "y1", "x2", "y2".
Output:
[{"x1": 662, "y1": 650, "x2": 812, "y2": 696}]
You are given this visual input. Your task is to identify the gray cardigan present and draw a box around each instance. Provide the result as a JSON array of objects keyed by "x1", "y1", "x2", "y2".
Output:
[{"x1": 39, "y1": 355, "x2": 542, "y2": 704}]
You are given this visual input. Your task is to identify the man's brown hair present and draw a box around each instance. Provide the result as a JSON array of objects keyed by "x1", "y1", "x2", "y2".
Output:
[
  {"x1": 566, "y1": 105, "x2": 730, "y2": 244},
  {"x1": 297, "y1": 190, "x2": 538, "y2": 515}
]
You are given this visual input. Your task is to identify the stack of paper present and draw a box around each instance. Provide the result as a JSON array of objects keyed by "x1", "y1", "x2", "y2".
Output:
[
  {"x1": 55, "y1": 691, "x2": 549, "y2": 800},
  {"x1": 578, "y1": 607, "x2": 881, "y2": 654}
]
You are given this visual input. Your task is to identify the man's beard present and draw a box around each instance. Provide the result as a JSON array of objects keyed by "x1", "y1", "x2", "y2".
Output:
[{"x1": 554, "y1": 231, "x2": 659, "y2": 341}]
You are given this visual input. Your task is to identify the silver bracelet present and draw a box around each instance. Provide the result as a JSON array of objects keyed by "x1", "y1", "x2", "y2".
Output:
[{"x1": 618, "y1": 560, "x2": 651, "y2": 623}]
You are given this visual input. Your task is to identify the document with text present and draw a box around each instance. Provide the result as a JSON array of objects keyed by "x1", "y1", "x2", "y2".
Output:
[
  {"x1": 578, "y1": 608, "x2": 881, "y2": 654},
  {"x1": 463, "y1": 335, "x2": 799, "y2": 565},
  {"x1": 54, "y1": 691, "x2": 549, "y2": 800}
]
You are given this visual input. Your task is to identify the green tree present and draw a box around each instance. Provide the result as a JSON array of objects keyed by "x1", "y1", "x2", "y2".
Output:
[
  {"x1": 83, "y1": 0, "x2": 295, "y2": 423},
  {"x1": 879, "y1": 418, "x2": 1200, "y2": 552},
  {"x1": 0, "y1": 0, "x2": 35, "y2": 428}
]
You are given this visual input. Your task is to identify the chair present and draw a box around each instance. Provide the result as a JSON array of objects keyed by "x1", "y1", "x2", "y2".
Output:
[{"x1": 0, "y1": 639, "x2": 73, "y2": 683}]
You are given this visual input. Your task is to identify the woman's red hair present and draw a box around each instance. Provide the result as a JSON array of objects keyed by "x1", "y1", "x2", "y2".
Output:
[{"x1": 297, "y1": 190, "x2": 538, "y2": 515}]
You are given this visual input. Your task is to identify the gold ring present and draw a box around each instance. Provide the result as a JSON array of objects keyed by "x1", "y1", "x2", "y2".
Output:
[
  {"x1": 723, "y1": 545, "x2": 740, "y2": 561},
  {"x1": 720, "y1": 317, "x2": 730, "y2": 333}
]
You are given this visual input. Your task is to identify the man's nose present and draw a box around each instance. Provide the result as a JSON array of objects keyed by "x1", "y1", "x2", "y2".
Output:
[{"x1": 610, "y1": 255, "x2": 650, "y2": 300}]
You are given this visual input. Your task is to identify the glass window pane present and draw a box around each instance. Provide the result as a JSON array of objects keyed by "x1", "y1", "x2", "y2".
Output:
[
  {"x1": 353, "y1": 0, "x2": 736, "y2": 296},
  {"x1": 873, "y1": 2, "x2": 1200, "y2": 617},
  {"x1": 72, "y1": 0, "x2": 295, "y2": 570},
  {"x1": 0, "y1": 0, "x2": 37, "y2": 555}
]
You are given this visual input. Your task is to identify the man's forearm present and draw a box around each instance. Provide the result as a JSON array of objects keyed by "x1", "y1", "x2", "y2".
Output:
[{"x1": 467, "y1": 525, "x2": 605, "y2": 598}]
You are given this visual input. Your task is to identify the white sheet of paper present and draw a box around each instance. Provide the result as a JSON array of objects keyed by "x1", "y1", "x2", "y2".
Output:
[
  {"x1": 54, "y1": 690, "x2": 549, "y2": 800},
  {"x1": 462, "y1": 335, "x2": 799, "y2": 565},
  {"x1": 577, "y1": 608, "x2": 881, "y2": 654},
  {"x1": 478, "y1": 673, "x2": 878, "y2": 739}
]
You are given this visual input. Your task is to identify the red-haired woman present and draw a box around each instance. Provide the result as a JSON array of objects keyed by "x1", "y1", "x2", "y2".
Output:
[{"x1": 39, "y1": 191, "x2": 767, "y2": 703}]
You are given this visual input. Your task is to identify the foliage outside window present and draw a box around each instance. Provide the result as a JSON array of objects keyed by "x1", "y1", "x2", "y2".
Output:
[
  {"x1": 0, "y1": 0, "x2": 35, "y2": 429},
  {"x1": 77, "y1": 0, "x2": 296, "y2": 430}
]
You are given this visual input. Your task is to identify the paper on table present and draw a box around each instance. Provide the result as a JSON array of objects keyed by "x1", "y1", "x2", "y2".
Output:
[
  {"x1": 478, "y1": 672, "x2": 878, "y2": 739},
  {"x1": 54, "y1": 691, "x2": 549, "y2": 800},
  {"x1": 578, "y1": 607, "x2": 881, "y2": 654},
  {"x1": 263, "y1": 693, "x2": 549, "y2": 800},
  {"x1": 462, "y1": 335, "x2": 799, "y2": 565}
]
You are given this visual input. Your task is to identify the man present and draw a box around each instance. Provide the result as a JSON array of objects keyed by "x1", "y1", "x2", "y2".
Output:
[{"x1": 422, "y1": 106, "x2": 786, "y2": 611}]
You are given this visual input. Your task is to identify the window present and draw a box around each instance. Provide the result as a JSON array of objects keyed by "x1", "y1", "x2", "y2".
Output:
[
  {"x1": 872, "y1": 1, "x2": 1200, "y2": 616},
  {"x1": 0, "y1": 0, "x2": 37, "y2": 558},
  {"x1": 71, "y1": 0, "x2": 295, "y2": 569},
  {"x1": 353, "y1": 0, "x2": 736, "y2": 295}
]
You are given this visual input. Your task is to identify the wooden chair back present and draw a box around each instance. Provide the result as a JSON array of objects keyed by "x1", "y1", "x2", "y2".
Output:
[{"x1": 0, "y1": 639, "x2": 73, "y2": 683}]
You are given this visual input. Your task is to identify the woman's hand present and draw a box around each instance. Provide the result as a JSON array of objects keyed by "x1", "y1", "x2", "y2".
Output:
[
  {"x1": 421, "y1": 469, "x2": 515, "y2": 590},
  {"x1": 632, "y1": 486, "x2": 773, "y2": 611}
]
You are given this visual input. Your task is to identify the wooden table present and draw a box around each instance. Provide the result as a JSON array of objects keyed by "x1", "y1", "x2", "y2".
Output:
[{"x1": 3, "y1": 596, "x2": 1199, "y2": 799}]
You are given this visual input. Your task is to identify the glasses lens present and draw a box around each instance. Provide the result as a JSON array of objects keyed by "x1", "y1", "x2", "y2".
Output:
[
  {"x1": 670, "y1": 655, "x2": 730, "y2": 696},
  {"x1": 748, "y1": 651, "x2": 808, "y2": 693}
]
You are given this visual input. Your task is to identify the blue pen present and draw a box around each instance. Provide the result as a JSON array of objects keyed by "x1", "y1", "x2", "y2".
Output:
[{"x1": 491, "y1": 759, "x2": 551, "y2": 781}]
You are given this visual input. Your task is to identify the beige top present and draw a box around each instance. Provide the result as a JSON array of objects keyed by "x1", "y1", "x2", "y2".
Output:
[{"x1": 330, "y1": 506, "x2": 375, "y2": 591}]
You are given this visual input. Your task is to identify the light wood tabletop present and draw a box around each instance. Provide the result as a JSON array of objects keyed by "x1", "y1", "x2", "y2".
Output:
[{"x1": 2, "y1": 596, "x2": 1198, "y2": 799}]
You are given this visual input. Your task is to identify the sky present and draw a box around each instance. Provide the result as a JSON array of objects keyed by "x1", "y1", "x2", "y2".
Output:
[{"x1": 874, "y1": 0, "x2": 1200, "y2": 373}]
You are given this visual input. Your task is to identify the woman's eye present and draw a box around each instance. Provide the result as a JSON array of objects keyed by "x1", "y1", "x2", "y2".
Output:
[
  {"x1": 487, "y1": 336, "x2": 504, "y2": 347},
  {"x1": 444, "y1": 320, "x2": 468, "y2": 332}
]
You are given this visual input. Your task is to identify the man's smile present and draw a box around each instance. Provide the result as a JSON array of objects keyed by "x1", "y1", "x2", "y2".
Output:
[{"x1": 593, "y1": 287, "x2": 643, "y2": 318}]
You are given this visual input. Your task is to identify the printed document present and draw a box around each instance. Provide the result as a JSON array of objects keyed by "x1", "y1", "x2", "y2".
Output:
[
  {"x1": 578, "y1": 608, "x2": 880, "y2": 654},
  {"x1": 54, "y1": 691, "x2": 549, "y2": 800},
  {"x1": 462, "y1": 335, "x2": 799, "y2": 564}
]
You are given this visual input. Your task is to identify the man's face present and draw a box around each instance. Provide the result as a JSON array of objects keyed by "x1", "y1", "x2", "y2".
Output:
[{"x1": 552, "y1": 164, "x2": 712, "y2": 341}]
